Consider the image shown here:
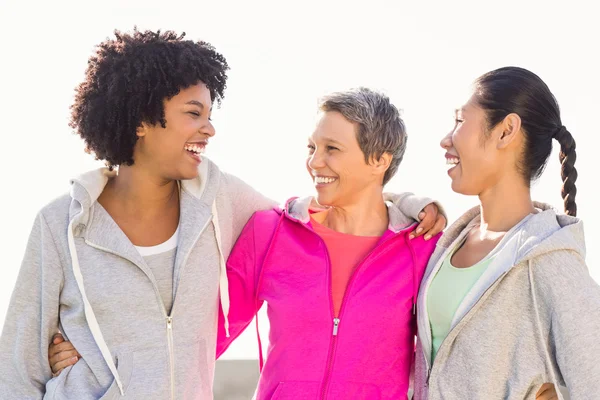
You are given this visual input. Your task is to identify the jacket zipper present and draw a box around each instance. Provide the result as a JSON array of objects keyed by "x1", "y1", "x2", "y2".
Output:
[
  {"x1": 320, "y1": 317, "x2": 340, "y2": 399},
  {"x1": 86, "y1": 216, "x2": 213, "y2": 400},
  {"x1": 310, "y1": 223, "x2": 415, "y2": 399}
]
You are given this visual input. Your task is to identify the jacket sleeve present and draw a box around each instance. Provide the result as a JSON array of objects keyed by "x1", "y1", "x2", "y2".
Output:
[
  {"x1": 0, "y1": 212, "x2": 64, "y2": 399},
  {"x1": 216, "y1": 214, "x2": 264, "y2": 359},
  {"x1": 532, "y1": 251, "x2": 600, "y2": 398},
  {"x1": 383, "y1": 192, "x2": 447, "y2": 224}
]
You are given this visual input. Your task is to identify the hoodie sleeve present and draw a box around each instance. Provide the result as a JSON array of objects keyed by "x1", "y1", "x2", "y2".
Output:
[
  {"x1": 532, "y1": 251, "x2": 600, "y2": 398},
  {"x1": 221, "y1": 172, "x2": 277, "y2": 243},
  {"x1": 216, "y1": 213, "x2": 264, "y2": 359},
  {"x1": 383, "y1": 192, "x2": 447, "y2": 223},
  {"x1": 0, "y1": 212, "x2": 64, "y2": 398}
]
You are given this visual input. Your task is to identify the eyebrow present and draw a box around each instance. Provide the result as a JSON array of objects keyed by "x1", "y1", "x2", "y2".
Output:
[
  {"x1": 186, "y1": 100, "x2": 206, "y2": 110},
  {"x1": 322, "y1": 137, "x2": 345, "y2": 146}
]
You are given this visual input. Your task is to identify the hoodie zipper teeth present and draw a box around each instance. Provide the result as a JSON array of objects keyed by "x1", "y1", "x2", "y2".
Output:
[
  {"x1": 167, "y1": 316, "x2": 175, "y2": 400},
  {"x1": 163, "y1": 217, "x2": 213, "y2": 400},
  {"x1": 312, "y1": 223, "x2": 414, "y2": 400}
]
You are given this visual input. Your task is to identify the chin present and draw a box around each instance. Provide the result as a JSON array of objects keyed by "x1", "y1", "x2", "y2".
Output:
[
  {"x1": 172, "y1": 167, "x2": 200, "y2": 181},
  {"x1": 314, "y1": 193, "x2": 335, "y2": 208},
  {"x1": 451, "y1": 180, "x2": 479, "y2": 196}
]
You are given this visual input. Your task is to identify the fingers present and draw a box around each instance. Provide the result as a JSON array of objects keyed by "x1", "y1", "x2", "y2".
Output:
[
  {"x1": 535, "y1": 383, "x2": 558, "y2": 400},
  {"x1": 49, "y1": 341, "x2": 77, "y2": 358},
  {"x1": 51, "y1": 355, "x2": 79, "y2": 375},
  {"x1": 410, "y1": 204, "x2": 437, "y2": 240},
  {"x1": 49, "y1": 348, "x2": 80, "y2": 367},
  {"x1": 52, "y1": 333, "x2": 65, "y2": 345},
  {"x1": 424, "y1": 214, "x2": 446, "y2": 241}
]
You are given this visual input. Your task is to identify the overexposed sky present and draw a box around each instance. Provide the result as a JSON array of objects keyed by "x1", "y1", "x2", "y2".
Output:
[{"x1": 1, "y1": 0, "x2": 598, "y2": 359}]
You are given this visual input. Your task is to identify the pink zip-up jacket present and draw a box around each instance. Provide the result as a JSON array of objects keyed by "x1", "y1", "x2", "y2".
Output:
[{"x1": 217, "y1": 195, "x2": 441, "y2": 400}]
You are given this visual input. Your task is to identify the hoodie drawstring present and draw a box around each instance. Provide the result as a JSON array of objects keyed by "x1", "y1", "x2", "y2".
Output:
[
  {"x1": 211, "y1": 201, "x2": 230, "y2": 338},
  {"x1": 68, "y1": 218, "x2": 125, "y2": 396},
  {"x1": 528, "y1": 260, "x2": 565, "y2": 400}
]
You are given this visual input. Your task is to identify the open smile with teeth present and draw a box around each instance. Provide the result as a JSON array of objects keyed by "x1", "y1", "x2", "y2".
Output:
[
  {"x1": 446, "y1": 157, "x2": 460, "y2": 165},
  {"x1": 314, "y1": 176, "x2": 337, "y2": 185},
  {"x1": 185, "y1": 143, "x2": 206, "y2": 155}
]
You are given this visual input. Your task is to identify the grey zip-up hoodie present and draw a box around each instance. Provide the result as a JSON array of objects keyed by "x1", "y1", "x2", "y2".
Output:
[
  {"x1": 414, "y1": 202, "x2": 600, "y2": 399},
  {"x1": 0, "y1": 158, "x2": 276, "y2": 400},
  {"x1": 0, "y1": 156, "x2": 437, "y2": 399}
]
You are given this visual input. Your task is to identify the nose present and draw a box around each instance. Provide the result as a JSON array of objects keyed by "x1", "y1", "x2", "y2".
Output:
[
  {"x1": 203, "y1": 121, "x2": 216, "y2": 138},
  {"x1": 307, "y1": 149, "x2": 325, "y2": 171},
  {"x1": 440, "y1": 130, "x2": 452, "y2": 150}
]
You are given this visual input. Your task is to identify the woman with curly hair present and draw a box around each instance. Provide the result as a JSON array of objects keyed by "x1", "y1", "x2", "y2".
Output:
[
  {"x1": 0, "y1": 28, "x2": 274, "y2": 399},
  {"x1": 0, "y1": 28, "x2": 442, "y2": 399}
]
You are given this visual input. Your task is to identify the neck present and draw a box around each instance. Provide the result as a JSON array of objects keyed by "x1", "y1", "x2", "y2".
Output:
[
  {"x1": 478, "y1": 175, "x2": 534, "y2": 233},
  {"x1": 102, "y1": 165, "x2": 179, "y2": 216},
  {"x1": 319, "y1": 188, "x2": 388, "y2": 236}
]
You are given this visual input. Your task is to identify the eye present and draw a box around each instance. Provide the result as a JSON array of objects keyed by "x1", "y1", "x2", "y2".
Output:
[
  {"x1": 327, "y1": 145, "x2": 339, "y2": 151},
  {"x1": 307, "y1": 144, "x2": 315, "y2": 154},
  {"x1": 188, "y1": 111, "x2": 200, "y2": 117}
]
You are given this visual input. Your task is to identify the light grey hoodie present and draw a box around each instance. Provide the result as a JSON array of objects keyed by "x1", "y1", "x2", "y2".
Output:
[
  {"x1": 0, "y1": 157, "x2": 437, "y2": 399},
  {"x1": 414, "y1": 202, "x2": 600, "y2": 400},
  {"x1": 0, "y1": 158, "x2": 276, "y2": 400}
]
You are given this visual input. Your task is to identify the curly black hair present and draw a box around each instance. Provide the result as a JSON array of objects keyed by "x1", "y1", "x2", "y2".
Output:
[{"x1": 69, "y1": 28, "x2": 229, "y2": 167}]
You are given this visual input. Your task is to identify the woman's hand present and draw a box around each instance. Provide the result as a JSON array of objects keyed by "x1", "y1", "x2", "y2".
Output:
[
  {"x1": 48, "y1": 333, "x2": 80, "y2": 377},
  {"x1": 410, "y1": 203, "x2": 446, "y2": 240}
]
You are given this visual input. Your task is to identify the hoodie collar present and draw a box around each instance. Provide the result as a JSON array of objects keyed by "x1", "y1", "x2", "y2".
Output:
[
  {"x1": 437, "y1": 201, "x2": 585, "y2": 263},
  {"x1": 284, "y1": 194, "x2": 417, "y2": 233}
]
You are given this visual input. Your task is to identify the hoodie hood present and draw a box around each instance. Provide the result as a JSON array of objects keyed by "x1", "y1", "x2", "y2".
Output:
[
  {"x1": 436, "y1": 201, "x2": 585, "y2": 265},
  {"x1": 284, "y1": 192, "x2": 423, "y2": 233}
]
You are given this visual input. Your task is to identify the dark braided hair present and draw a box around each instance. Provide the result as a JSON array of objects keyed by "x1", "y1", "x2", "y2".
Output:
[
  {"x1": 69, "y1": 28, "x2": 229, "y2": 168},
  {"x1": 474, "y1": 67, "x2": 578, "y2": 216}
]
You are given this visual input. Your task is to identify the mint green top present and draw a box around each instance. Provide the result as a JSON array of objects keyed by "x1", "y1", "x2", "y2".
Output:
[{"x1": 427, "y1": 250, "x2": 494, "y2": 360}]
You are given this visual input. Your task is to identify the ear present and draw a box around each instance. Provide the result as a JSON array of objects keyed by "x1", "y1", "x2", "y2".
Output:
[
  {"x1": 371, "y1": 152, "x2": 392, "y2": 176},
  {"x1": 136, "y1": 123, "x2": 148, "y2": 138},
  {"x1": 496, "y1": 113, "x2": 522, "y2": 149}
]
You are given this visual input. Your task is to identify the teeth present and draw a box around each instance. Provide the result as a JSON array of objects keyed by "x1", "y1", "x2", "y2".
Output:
[
  {"x1": 446, "y1": 157, "x2": 460, "y2": 165},
  {"x1": 185, "y1": 144, "x2": 206, "y2": 154},
  {"x1": 314, "y1": 176, "x2": 337, "y2": 184}
]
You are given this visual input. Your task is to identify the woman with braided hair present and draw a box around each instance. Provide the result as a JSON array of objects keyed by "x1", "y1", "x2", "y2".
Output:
[{"x1": 414, "y1": 66, "x2": 600, "y2": 399}]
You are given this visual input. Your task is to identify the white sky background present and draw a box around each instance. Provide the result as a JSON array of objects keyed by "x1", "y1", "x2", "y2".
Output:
[{"x1": 0, "y1": 0, "x2": 598, "y2": 360}]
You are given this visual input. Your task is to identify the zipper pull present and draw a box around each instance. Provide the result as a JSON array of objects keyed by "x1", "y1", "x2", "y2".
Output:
[
  {"x1": 167, "y1": 316, "x2": 173, "y2": 330},
  {"x1": 332, "y1": 318, "x2": 340, "y2": 336}
]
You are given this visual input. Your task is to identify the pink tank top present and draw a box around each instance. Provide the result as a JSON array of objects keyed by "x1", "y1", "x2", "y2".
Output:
[{"x1": 311, "y1": 216, "x2": 381, "y2": 316}]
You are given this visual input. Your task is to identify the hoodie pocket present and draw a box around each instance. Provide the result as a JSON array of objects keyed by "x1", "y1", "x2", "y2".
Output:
[
  {"x1": 45, "y1": 352, "x2": 133, "y2": 400},
  {"x1": 98, "y1": 352, "x2": 134, "y2": 400},
  {"x1": 270, "y1": 381, "x2": 320, "y2": 399},
  {"x1": 270, "y1": 380, "x2": 382, "y2": 400}
]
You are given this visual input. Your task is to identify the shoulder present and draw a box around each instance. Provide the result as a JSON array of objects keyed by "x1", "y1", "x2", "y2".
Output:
[{"x1": 38, "y1": 193, "x2": 72, "y2": 230}]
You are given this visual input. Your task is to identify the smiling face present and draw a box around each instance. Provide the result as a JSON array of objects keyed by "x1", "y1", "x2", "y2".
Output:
[
  {"x1": 306, "y1": 111, "x2": 388, "y2": 207},
  {"x1": 440, "y1": 94, "x2": 505, "y2": 196},
  {"x1": 134, "y1": 82, "x2": 215, "y2": 180}
]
